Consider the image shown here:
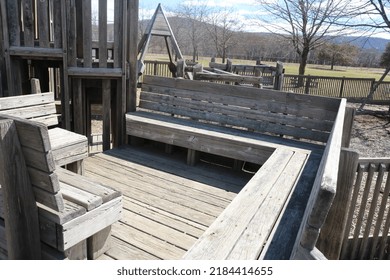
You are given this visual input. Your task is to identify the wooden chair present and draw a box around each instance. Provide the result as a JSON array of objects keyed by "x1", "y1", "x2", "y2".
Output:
[{"x1": 0, "y1": 116, "x2": 122, "y2": 259}]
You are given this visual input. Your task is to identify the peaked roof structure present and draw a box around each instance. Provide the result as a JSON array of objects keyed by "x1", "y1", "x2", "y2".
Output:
[{"x1": 137, "y1": 3, "x2": 184, "y2": 77}]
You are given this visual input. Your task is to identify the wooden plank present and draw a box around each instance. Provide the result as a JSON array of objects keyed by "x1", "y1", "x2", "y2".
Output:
[
  {"x1": 104, "y1": 236, "x2": 160, "y2": 260},
  {"x1": 228, "y1": 151, "x2": 308, "y2": 259},
  {"x1": 60, "y1": 197, "x2": 122, "y2": 250},
  {"x1": 102, "y1": 80, "x2": 111, "y2": 151},
  {"x1": 37, "y1": 0, "x2": 49, "y2": 47},
  {"x1": 0, "y1": 119, "x2": 41, "y2": 259},
  {"x1": 127, "y1": 0, "x2": 139, "y2": 112},
  {"x1": 5, "y1": 0, "x2": 20, "y2": 46},
  {"x1": 53, "y1": 0, "x2": 63, "y2": 48},
  {"x1": 139, "y1": 91, "x2": 334, "y2": 132},
  {"x1": 21, "y1": 0, "x2": 34, "y2": 46},
  {"x1": 85, "y1": 157, "x2": 224, "y2": 217},
  {"x1": 28, "y1": 167, "x2": 60, "y2": 193},
  {"x1": 87, "y1": 155, "x2": 231, "y2": 208},
  {"x1": 111, "y1": 221, "x2": 185, "y2": 260},
  {"x1": 0, "y1": 92, "x2": 54, "y2": 110},
  {"x1": 317, "y1": 148, "x2": 359, "y2": 259},
  {"x1": 143, "y1": 75, "x2": 341, "y2": 112},
  {"x1": 8, "y1": 46, "x2": 63, "y2": 59},
  {"x1": 124, "y1": 196, "x2": 206, "y2": 238},
  {"x1": 37, "y1": 199, "x2": 86, "y2": 225},
  {"x1": 82, "y1": 0, "x2": 92, "y2": 67},
  {"x1": 32, "y1": 186, "x2": 64, "y2": 211},
  {"x1": 57, "y1": 167, "x2": 121, "y2": 203},
  {"x1": 99, "y1": 0, "x2": 108, "y2": 68},
  {"x1": 61, "y1": 182, "x2": 103, "y2": 211},
  {"x1": 141, "y1": 84, "x2": 338, "y2": 123},
  {"x1": 184, "y1": 149, "x2": 295, "y2": 259},
  {"x1": 120, "y1": 208, "x2": 197, "y2": 250},
  {"x1": 67, "y1": 67, "x2": 122, "y2": 77},
  {"x1": 105, "y1": 147, "x2": 248, "y2": 195}
]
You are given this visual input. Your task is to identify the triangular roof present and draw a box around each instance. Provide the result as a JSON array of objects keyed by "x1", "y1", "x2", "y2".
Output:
[{"x1": 137, "y1": 4, "x2": 184, "y2": 76}]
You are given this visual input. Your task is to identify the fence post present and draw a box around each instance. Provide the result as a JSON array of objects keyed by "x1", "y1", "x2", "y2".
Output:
[
  {"x1": 305, "y1": 75, "x2": 311, "y2": 94},
  {"x1": 316, "y1": 148, "x2": 359, "y2": 259},
  {"x1": 339, "y1": 77, "x2": 345, "y2": 98},
  {"x1": 273, "y1": 61, "x2": 284, "y2": 90}
]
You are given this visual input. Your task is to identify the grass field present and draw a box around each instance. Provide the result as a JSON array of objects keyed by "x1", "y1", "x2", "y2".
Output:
[{"x1": 145, "y1": 53, "x2": 390, "y2": 81}]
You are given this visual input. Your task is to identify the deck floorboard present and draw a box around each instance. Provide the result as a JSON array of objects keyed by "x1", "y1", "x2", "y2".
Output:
[{"x1": 84, "y1": 145, "x2": 251, "y2": 260}]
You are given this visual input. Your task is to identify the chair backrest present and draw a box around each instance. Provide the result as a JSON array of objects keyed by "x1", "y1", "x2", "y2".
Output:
[
  {"x1": 0, "y1": 92, "x2": 59, "y2": 127},
  {"x1": 0, "y1": 115, "x2": 64, "y2": 212}
]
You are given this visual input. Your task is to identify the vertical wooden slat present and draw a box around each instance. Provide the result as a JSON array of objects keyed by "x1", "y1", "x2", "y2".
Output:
[
  {"x1": 358, "y1": 164, "x2": 386, "y2": 259},
  {"x1": 369, "y1": 165, "x2": 390, "y2": 259},
  {"x1": 66, "y1": 0, "x2": 77, "y2": 67},
  {"x1": 350, "y1": 163, "x2": 375, "y2": 259},
  {"x1": 37, "y1": 0, "x2": 49, "y2": 47},
  {"x1": 0, "y1": 119, "x2": 41, "y2": 259},
  {"x1": 52, "y1": 0, "x2": 62, "y2": 48},
  {"x1": 99, "y1": 0, "x2": 107, "y2": 68},
  {"x1": 73, "y1": 78, "x2": 84, "y2": 135},
  {"x1": 377, "y1": 172, "x2": 390, "y2": 260},
  {"x1": 22, "y1": 0, "x2": 34, "y2": 46},
  {"x1": 127, "y1": 0, "x2": 138, "y2": 113},
  {"x1": 102, "y1": 79, "x2": 111, "y2": 151},
  {"x1": 5, "y1": 0, "x2": 20, "y2": 46},
  {"x1": 113, "y1": 0, "x2": 122, "y2": 68},
  {"x1": 317, "y1": 149, "x2": 359, "y2": 259},
  {"x1": 82, "y1": 0, "x2": 92, "y2": 68}
]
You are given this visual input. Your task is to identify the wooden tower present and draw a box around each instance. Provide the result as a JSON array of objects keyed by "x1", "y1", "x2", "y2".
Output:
[{"x1": 0, "y1": 0, "x2": 139, "y2": 150}]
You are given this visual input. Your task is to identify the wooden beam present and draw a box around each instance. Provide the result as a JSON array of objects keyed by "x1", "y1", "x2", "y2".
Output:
[
  {"x1": 127, "y1": 0, "x2": 139, "y2": 113},
  {"x1": 0, "y1": 119, "x2": 41, "y2": 259}
]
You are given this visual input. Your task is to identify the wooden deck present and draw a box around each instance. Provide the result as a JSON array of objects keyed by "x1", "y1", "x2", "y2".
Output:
[{"x1": 83, "y1": 144, "x2": 252, "y2": 260}]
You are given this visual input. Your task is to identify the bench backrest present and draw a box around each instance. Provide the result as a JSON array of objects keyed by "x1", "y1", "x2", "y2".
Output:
[
  {"x1": 0, "y1": 92, "x2": 59, "y2": 127},
  {"x1": 0, "y1": 115, "x2": 64, "y2": 212},
  {"x1": 140, "y1": 75, "x2": 341, "y2": 144}
]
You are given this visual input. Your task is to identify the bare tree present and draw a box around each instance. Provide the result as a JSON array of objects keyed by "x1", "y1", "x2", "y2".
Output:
[
  {"x1": 205, "y1": 6, "x2": 243, "y2": 63},
  {"x1": 174, "y1": 1, "x2": 210, "y2": 61},
  {"x1": 317, "y1": 42, "x2": 358, "y2": 70},
  {"x1": 255, "y1": 0, "x2": 354, "y2": 76}
]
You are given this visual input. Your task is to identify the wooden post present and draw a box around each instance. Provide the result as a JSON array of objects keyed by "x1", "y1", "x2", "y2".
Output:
[
  {"x1": 102, "y1": 80, "x2": 111, "y2": 151},
  {"x1": 341, "y1": 106, "x2": 355, "y2": 148},
  {"x1": 316, "y1": 148, "x2": 359, "y2": 260},
  {"x1": 31, "y1": 78, "x2": 42, "y2": 94},
  {"x1": 339, "y1": 77, "x2": 345, "y2": 98},
  {"x1": 0, "y1": 119, "x2": 41, "y2": 259},
  {"x1": 274, "y1": 61, "x2": 284, "y2": 90},
  {"x1": 127, "y1": 0, "x2": 139, "y2": 113}
]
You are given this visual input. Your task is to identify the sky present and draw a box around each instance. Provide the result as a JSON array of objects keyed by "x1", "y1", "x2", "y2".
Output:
[
  {"x1": 139, "y1": 0, "x2": 262, "y2": 32},
  {"x1": 139, "y1": 0, "x2": 390, "y2": 39}
]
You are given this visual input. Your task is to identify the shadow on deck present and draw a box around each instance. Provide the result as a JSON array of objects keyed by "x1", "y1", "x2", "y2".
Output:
[{"x1": 84, "y1": 144, "x2": 253, "y2": 260}]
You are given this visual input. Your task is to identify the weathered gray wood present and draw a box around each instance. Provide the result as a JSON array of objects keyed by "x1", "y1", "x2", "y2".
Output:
[
  {"x1": 99, "y1": 0, "x2": 108, "y2": 68},
  {"x1": 317, "y1": 148, "x2": 359, "y2": 259},
  {"x1": 0, "y1": 119, "x2": 41, "y2": 259},
  {"x1": 8, "y1": 46, "x2": 64, "y2": 58},
  {"x1": 127, "y1": 0, "x2": 139, "y2": 112},
  {"x1": 82, "y1": 0, "x2": 92, "y2": 67},
  {"x1": 291, "y1": 99, "x2": 346, "y2": 258},
  {"x1": 184, "y1": 148, "x2": 299, "y2": 259},
  {"x1": 37, "y1": 0, "x2": 49, "y2": 47},
  {"x1": 102, "y1": 79, "x2": 111, "y2": 151},
  {"x1": 87, "y1": 226, "x2": 112, "y2": 260},
  {"x1": 341, "y1": 106, "x2": 355, "y2": 148},
  {"x1": 22, "y1": 0, "x2": 34, "y2": 47}
]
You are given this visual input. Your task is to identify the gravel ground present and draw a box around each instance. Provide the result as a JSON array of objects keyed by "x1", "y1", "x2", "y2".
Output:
[{"x1": 349, "y1": 104, "x2": 390, "y2": 158}]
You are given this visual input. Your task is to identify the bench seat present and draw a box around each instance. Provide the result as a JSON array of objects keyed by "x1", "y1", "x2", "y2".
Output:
[
  {"x1": 126, "y1": 76, "x2": 348, "y2": 259},
  {"x1": 126, "y1": 110, "x2": 324, "y2": 165}
]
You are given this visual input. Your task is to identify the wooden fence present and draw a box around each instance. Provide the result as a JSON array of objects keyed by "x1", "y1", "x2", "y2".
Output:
[
  {"x1": 318, "y1": 151, "x2": 390, "y2": 260},
  {"x1": 340, "y1": 157, "x2": 390, "y2": 260},
  {"x1": 142, "y1": 60, "x2": 390, "y2": 104},
  {"x1": 283, "y1": 75, "x2": 390, "y2": 104}
]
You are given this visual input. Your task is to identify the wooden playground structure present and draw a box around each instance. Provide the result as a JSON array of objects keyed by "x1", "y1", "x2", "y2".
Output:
[{"x1": 0, "y1": 1, "x2": 389, "y2": 260}]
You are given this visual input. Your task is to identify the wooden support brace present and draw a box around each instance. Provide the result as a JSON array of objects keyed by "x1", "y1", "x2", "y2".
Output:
[{"x1": 187, "y1": 149, "x2": 199, "y2": 166}]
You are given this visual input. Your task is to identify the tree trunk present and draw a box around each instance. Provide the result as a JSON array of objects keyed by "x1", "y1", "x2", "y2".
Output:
[{"x1": 298, "y1": 48, "x2": 309, "y2": 76}]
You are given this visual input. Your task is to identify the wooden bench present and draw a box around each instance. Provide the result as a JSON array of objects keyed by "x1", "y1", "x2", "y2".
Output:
[
  {"x1": 0, "y1": 116, "x2": 122, "y2": 259},
  {"x1": 0, "y1": 92, "x2": 88, "y2": 174},
  {"x1": 126, "y1": 75, "x2": 351, "y2": 259}
]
